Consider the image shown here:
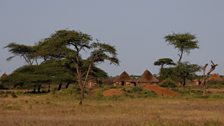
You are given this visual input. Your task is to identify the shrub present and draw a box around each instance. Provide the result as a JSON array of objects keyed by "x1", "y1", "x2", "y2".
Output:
[
  {"x1": 160, "y1": 78, "x2": 177, "y2": 88},
  {"x1": 142, "y1": 90, "x2": 156, "y2": 97},
  {"x1": 131, "y1": 86, "x2": 143, "y2": 93},
  {"x1": 209, "y1": 93, "x2": 224, "y2": 99},
  {"x1": 0, "y1": 84, "x2": 7, "y2": 89},
  {"x1": 207, "y1": 81, "x2": 224, "y2": 88}
]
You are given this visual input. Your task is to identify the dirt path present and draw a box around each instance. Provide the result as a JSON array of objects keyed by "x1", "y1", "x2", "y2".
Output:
[{"x1": 103, "y1": 89, "x2": 124, "y2": 96}]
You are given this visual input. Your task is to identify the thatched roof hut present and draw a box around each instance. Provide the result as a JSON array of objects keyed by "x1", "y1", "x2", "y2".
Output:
[
  {"x1": 114, "y1": 71, "x2": 131, "y2": 82},
  {"x1": 137, "y1": 70, "x2": 159, "y2": 83},
  {"x1": 113, "y1": 71, "x2": 137, "y2": 86}
]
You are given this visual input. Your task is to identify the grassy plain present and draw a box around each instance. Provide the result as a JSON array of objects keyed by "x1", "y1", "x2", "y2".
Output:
[{"x1": 0, "y1": 89, "x2": 224, "y2": 126}]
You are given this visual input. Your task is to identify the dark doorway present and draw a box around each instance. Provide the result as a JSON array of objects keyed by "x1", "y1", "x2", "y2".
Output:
[{"x1": 121, "y1": 81, "x2": 125, "y2": 86}]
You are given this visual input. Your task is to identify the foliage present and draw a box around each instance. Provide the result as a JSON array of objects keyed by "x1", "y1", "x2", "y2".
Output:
[
  {"x1": 165, "y1": 33, "x2": 199, "y2": 63},
  {"x1": 175, "y1": 62, "x2": 201, "y2": 85},
  {"x1": 154, "y1": 58, "x2": 175, "y2": 69},
  {"x1": 159, "y1": 78, "x2": 177, "y2": 88},
  {"x1": 160, "y1": 62, "x2": 201, "y2": 86},
  {"x1": 2, "y1": 59, "x2": 108, "y2": 90},
  {"x1": 122, "y1": 87, "x2": 156, "y2": 98},
  {"x1": 159, "y1": 67, "x2": 176, "y2": 80},
  {"x1": 5, "y1": 43, "x2": 38, "y2": 65},
  {"x1": 131, "y1": 86, "x2": 143, "y2": 93},
  {"x1": 1, "y1": 60, "x2": 73, "y2": 89},
  {"x1": 0, "y1": 74, "x2": 8, "y2": 89},
  {"x1": 0, "y1": 84, "x2": 7, "y2": 89}
]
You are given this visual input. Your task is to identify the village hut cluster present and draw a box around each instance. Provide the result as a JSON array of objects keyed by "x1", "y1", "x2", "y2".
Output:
[{"x1": 113, "y1": 70, "x2": 159, "y2": 86}]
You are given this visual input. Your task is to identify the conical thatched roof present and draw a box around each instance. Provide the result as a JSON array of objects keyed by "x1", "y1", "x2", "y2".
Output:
[
  {"x1": 137, "y1": 70, "x2": 159, "y2": 83},
  {"x1": 114, "y1": 71, "x2": 131, "y2": 82}
]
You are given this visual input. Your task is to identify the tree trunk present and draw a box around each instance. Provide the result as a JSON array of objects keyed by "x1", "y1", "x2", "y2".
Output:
[
  {"x1": 78, "y1": 81, "x2": 84, "y2": 105},
  {"x1": 202, "y1": 62, "x2": 218, "y2": 96},
  {"x1": 202, "y1": 75, "x2": 209, "y2": 96},
  {"x1": 84, "y1": 64, "x2": 92, "y2": 86},
  {"x1": 79, "y1": 84, "x2": 84, "y2": 105},
  {"x1": 178, "y1": 49, "x2": 183, "y2": 63},
  {"x1": 48, "y1": 83, "x2": 51, "y2": 92},
  {"x1": 76, "y1": 62, "x2": 84, "y2": 105},
  {"x1": 78, "y1": 78, "x2": 84, "y2": 105},
  {"x1": 35, "y1": 59, "x2": 39, "y2": 65},
  {"x1": 33, "y1": 85, "x2": 36, "y2": 93},
  {"x1": 65, "y1": 82, "x2": 70, "y2": 89},
  {"x1": 37, "y1": 84, "x2": 41, "y2": 93},
  {"x1": 203, "y1": 81, "x2": 207, "y2": 96},
  {"x1": 58, "y1": 83, "x2": 62, "y2": 90},
  {"x1": 183, "y1": 78, "x2": 186, "y2": 87},
  {"x1": 161, "y1": 64, "x2": 164, "y2": 69}
]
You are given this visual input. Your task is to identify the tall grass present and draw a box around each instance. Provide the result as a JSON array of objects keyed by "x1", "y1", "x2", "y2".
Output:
[{"x1": 0, "y1": 90, "x2": 224, "y2": 126}]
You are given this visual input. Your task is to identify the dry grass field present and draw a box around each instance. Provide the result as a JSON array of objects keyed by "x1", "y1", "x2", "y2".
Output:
[{"x1": 0, "y1": 91, "x2": 224, "y2": 126}]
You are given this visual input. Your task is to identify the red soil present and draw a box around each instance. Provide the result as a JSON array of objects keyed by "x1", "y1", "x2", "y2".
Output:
[
  {"x1": 143, "y1": 85, "x2": 178, "y2": 96},
  {"x1": 103, "y1": 89, "x2": 124, "y2": 97}
]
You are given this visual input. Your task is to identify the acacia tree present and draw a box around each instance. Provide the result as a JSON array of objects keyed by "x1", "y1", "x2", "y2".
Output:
[
  {"x1": 154, "y1": 58, "x2": 175, "y2": 69},
  {"x1": 39, "y1": 30, "x2": 119, "y2": 105},
  {"x1": 5, "y1": 43, "x2": 38, "y2": 65},
  {"x1": 174, "y1": 62, "x2": 201, "y2": 86},
  {"x1": 159, "y1": 62, "x2": 201, "y2": 86},
  {"x1": 164, "y1": 33, "x2": 199, "y2": 63}
]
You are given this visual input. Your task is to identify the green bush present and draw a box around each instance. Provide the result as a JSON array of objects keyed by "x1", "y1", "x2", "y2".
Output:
[
  {"x1": 142, "y1": 90, "x2": 156, "y2": 97},
  {"x1": 0, "y1": 84, "x2": 7, "y2": 89},
  {"x1": 58, "y1": 87, "x2": 76, "y2": 95},
  {"x1": 207, "y1": 81, "x2": 224, "y2": 88},
  {"x1": 209, "y1": 93, "x2": 224, "y2": 99},
  {"x1": 159, "y1": 78, "x2": 177, "y2": 88},
  {"x1": 123, "y1": 86, "x2": 156, "y2": 98},
  {"x1": 131, "y1": 86, "x2": 143, "y2": 93}
]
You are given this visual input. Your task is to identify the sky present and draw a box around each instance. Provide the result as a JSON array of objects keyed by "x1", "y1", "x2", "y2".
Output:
[{"x1": 0, "y1": 0, "x2": 224, "y2": 76}]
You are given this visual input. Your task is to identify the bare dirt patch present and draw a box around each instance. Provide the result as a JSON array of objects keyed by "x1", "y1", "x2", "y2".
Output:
[
  {"x1": 103, "y1": 89, "x2": 124, "y2": 96},
  {"x1": 143, "y1": 85, "x2": 178, "y2": 96}
]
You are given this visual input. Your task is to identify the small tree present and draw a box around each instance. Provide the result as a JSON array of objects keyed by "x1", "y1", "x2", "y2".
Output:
[
  {"x1": 154, "y1": 58, "x2": 175, "y2": 69},
  {"x1": 174, "y1": 62, "x2": 201, "y2": 86},
  {"x1": 160, "y1": 62, "x2": 201, "y2": 86},
  {"x1": 201, "y1": 61, "x2": 218, "y2": 95},
  {"x1": 164, "y1": 33, "x2": 199, "y2": 63},
  {"x1": 159, "y1": 67, "x2": 176, "y2": 80}
]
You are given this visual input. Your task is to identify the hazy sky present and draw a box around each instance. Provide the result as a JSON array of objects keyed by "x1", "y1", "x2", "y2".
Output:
[{"x1": 0, "y1": 0, "x2": 224, "y2": 76}]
